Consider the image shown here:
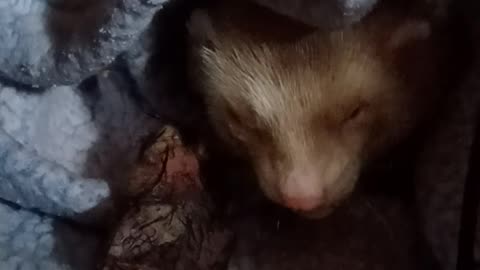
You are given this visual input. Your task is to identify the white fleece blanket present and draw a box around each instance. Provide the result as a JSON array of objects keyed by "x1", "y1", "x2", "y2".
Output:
[{"x1": 0, "y1": 1, "x2": 165, "y2": 269}]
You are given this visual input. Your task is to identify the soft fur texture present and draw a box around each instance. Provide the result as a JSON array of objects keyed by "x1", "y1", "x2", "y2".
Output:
[{"x1": 187, "y1": 0, "x2": 457, "y2": 217}]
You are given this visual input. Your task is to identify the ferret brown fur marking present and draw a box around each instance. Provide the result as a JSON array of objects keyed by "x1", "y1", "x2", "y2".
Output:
[{"x1": 187, "y1": 0, "x2": 458, "y2": 217}]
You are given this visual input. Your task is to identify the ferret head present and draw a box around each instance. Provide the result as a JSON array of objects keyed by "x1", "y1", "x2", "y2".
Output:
[{"x1": 188, "y1": 3, "x2": 442, "y2": 217}]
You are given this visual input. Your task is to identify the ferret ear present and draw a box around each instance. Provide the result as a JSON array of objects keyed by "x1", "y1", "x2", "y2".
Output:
[
  {"x1": 186, "y1": 9, "x2": 216, "y2": 45},
  {"x1": 386, "y1": 19, "x2": 431, "y2": 50}
]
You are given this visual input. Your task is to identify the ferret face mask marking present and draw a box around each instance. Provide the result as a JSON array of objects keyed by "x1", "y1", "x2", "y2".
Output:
[{"x1": 188, "y1": 5, "x2": 440, "y2": 218}]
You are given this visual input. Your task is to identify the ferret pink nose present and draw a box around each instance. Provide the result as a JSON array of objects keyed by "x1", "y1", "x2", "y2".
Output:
[
  {"x1": 282, "y1": 195, "x2": 322, "y2": 211},
  {"x1": 280, "y1": 170, "x2": 324, "y2": 211}
]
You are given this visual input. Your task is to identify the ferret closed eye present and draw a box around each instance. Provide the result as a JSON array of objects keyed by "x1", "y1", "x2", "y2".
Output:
[{"x1": 341, "y1": 103, "x2": 369, "y2": 125}]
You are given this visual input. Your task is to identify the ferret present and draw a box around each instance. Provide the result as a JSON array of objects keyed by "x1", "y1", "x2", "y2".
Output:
[{"x1": 186, "y1": 0, "x2": 465, "y2": 218}]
